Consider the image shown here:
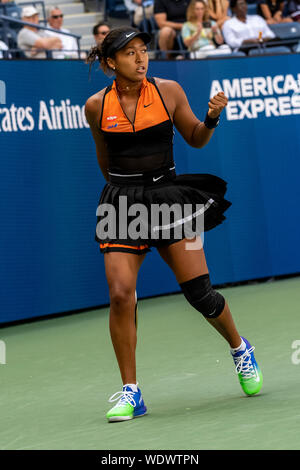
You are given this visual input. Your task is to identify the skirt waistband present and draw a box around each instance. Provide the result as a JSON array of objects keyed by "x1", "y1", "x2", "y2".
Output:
[{"x1": 108, "y1": 166, "x2": 176, "y2": 186}]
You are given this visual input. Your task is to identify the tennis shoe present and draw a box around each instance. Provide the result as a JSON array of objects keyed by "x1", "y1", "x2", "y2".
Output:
[
  {"x1": 106, "y1": 384, "x2": 147, "y2": 422},
  {"x1": 231, "y1": 337, "x2": 263, "y2": 396}
]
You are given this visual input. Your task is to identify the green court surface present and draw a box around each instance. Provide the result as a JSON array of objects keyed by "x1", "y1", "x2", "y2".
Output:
[{"x1": 1, "y1": 276, "x2": 300, "y2": 450}]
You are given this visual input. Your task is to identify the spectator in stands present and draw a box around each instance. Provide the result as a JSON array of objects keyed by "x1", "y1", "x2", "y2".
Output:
[
  {"x1": 45, "y1": 6, "x2": 79, "y2": 58},
  {"x1": 124, "y1": 0, "x2": 154, "y2": 27},
  {"x1": 287, "y1": 0, "x2": 300, "y2": 21},
  {"x1": 154, "y1": 0, "x2": 191, "y2": 58},
  {"x1": 17, "y1": 6, "x2": 62, "y2": 58},
  {"x1": 222, "y1": 0, "x2": 275, "y2": 50},
  {"x1": 93, "y1": 22, "x2": 111, "y2": 46},
  {"x1": 257, "y1": 0, "x2": 293, "y2": 23},
  {"x1": 207, "y1": 0, "x2": 231, "y2": 29},
  {"x1": 182, "y1": 0, "x2": 231, "y2": 57}
]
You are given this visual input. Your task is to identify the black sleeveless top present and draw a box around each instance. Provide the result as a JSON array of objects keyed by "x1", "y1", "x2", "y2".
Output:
[{"x1": 99, "y1": 77, "x2": 175, "y2": 174}]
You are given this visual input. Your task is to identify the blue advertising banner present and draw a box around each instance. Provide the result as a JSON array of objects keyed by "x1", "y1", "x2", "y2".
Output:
[{"x1": 0, "y1": 55, "x2": 299, "y2": 323}]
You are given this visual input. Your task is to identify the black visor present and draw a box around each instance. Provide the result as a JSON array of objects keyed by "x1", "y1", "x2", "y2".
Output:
[{"x1": 106, "y1": 29, "x2": 151, "y2": 57}]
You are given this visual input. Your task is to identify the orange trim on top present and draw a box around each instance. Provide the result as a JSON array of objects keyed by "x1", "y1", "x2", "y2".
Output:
[
  {"x1": 101, "y1": 78, "x2": 169, "y2": 133},
  {"x1": 100, "y1": 243, "x2": 149, "y2": 250},
  {"x1": 111, "y1": 77, "x2": 148, "y2": 93}
]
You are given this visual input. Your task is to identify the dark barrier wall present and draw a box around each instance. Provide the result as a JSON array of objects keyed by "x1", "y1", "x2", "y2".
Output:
[{"x1": 1, "y1": 56, "x2": 300, "y2": 323}]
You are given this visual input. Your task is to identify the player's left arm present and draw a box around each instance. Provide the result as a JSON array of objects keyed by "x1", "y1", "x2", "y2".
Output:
[{"x1": 171, "y1": 81, "x2": 228, "y2": 148}]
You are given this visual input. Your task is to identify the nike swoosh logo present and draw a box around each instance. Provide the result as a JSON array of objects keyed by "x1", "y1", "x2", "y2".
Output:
[
  {"x1": 144, "y1": 103, "x2": 152, "y2": 108},
  {"x1": 153, "y1": 175, "x2": 164, "y2": 182},
  {"x1": 125, "y1": 32, "x2": 135, "y2": 38}
]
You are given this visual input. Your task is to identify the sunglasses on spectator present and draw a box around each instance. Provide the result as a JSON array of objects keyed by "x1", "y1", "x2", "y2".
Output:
[{"x1": 51, "y1": 14, "x2": 63, "y2": 18}]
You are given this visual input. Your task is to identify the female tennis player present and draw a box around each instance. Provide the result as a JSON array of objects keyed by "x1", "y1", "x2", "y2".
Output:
[{"x1": 85, "y1": 26, "x2": 263, "y2": 423}]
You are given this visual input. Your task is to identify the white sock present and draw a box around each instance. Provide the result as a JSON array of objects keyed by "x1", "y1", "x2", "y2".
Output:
[
  {"x1": 230, "y1": 338, "x2": 246, "y2": 355},
  {"x1": 124, "y1": 383, "x2": 138, "y2": 392}
]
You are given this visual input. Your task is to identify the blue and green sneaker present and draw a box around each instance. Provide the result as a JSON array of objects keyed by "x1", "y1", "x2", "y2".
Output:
[
  {"x1": 106, "y1": 384, "x2": 147, "y2": 422},
  {"x1": 231, "y1": 337, "x2": 263, "y2": 396}
]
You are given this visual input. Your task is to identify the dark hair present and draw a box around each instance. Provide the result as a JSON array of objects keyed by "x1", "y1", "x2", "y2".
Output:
[
  {"x1": 230, "y1": 0, "x2": 244, "y2": 9},
  {"x1": 86, "y1": 26, "x2": 139, "y2": 76},
  {"x1": 92, "y1": 22, "x2": 110, "y2": 36}
]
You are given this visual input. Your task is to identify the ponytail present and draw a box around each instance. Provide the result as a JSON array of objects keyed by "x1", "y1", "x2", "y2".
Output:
[{"x1": 86, "y1": 43, "x2": 114, "y2": 77}]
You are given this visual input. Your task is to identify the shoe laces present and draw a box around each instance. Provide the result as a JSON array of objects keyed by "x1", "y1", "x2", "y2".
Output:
[
  {"x1": 233, "y1": 346, "x2": 256, "y2": 379},
  {"x1": 108, "y1": 389, "x2": 137, "y2": 408}
]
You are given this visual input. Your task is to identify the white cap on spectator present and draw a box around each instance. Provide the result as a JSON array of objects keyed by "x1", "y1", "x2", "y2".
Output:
[{"x1": 22, "y1": 6, "x2": 39, "y2": 17}]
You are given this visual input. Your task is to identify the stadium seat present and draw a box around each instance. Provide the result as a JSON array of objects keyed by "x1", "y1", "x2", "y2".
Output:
[
  {"x1": 248, "y1": 45, "x2": 291, "y2": 55},
  {"x1": 148, "y1": 18, "x2": 188, "y2": 58},
  {"x1": 176, "y1": 32, "x2": 188, "y2": 57},
  {"x1": 146, "y1": 16, "x2": 159, "y2": 51},
  {"x1": 0, "y1": 2, "x2": 22, "y2": 31},
  {"x1": 0, "y1": 24, "x2": 17, "y2": 46},
  {"x1": 269, "y1": 22, "x2": 300, "y2": 39},
  {"x1": 105, "y1": 0, "x2": 129, "y2": 18},
  {"x1": 0, "y1": 24, "x2": 25, "y2": 58}
]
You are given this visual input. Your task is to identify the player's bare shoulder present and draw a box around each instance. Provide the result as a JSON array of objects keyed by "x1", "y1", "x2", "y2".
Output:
[
  {"x1": 153, "y1": 77, "x2": 182, "y2": 94},
  {"x1": 85, "y1": 88, "x2": 106, "y2": 118},
  {"x1": 153, "y1": 77, "x2": 182, "y2": 118}
]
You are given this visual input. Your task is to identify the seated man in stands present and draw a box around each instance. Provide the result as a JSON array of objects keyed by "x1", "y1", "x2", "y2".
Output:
[
  {"x1": 154, "y1": 0, "x2": 191, "y2": 58},
  {"x1": 45, "y1": 6, "x2": 79, "y2": 58},
  {"x1": 222, "y1": 0, "x2": 275, "y2": 50},
  {"x1": 17, "y1": 6, "x2": 62, "y2": 58},
  {"x1": 257, "y1": 0, "x2": 293, "y2": 24}
]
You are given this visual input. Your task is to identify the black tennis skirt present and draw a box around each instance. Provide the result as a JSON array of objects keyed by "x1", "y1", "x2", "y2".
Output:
[{"x1": 95, "y1": 168, "x2": 231, "y2": 254}]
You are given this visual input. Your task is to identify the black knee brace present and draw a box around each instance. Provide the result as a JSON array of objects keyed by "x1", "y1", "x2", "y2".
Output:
[{"x1": 180, "y1": 273, "x2": 225, "y2": 319}]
